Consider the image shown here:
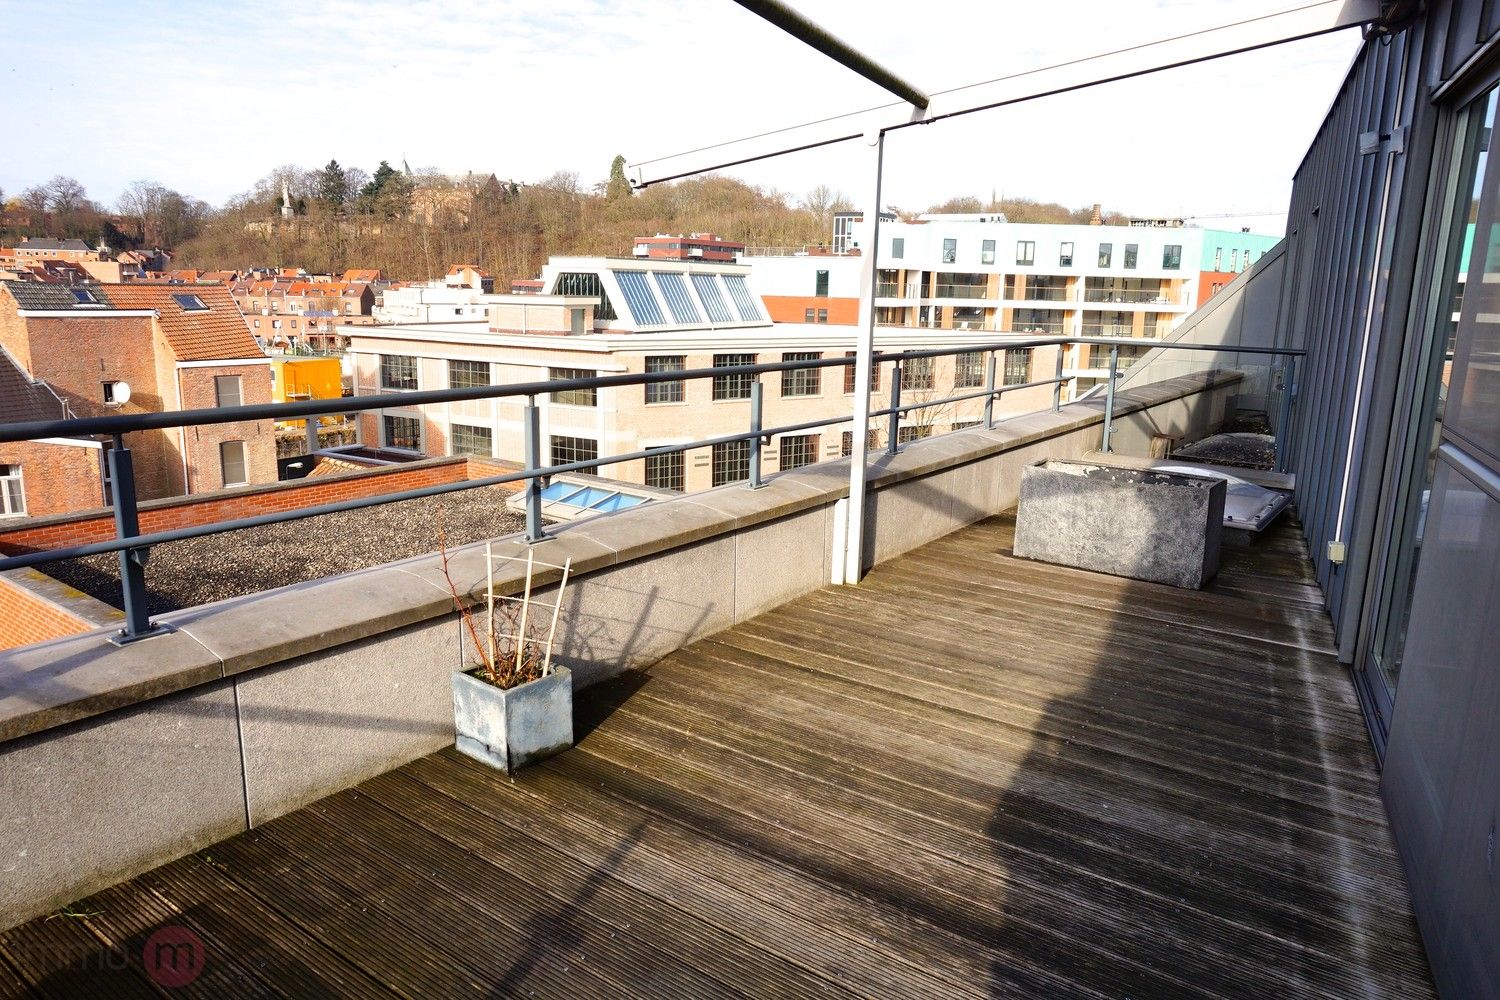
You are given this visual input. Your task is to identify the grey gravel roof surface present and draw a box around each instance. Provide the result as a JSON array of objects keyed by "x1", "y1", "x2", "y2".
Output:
[{"x1": 46, "y1": 491, "x2": 526, "y2": 616}]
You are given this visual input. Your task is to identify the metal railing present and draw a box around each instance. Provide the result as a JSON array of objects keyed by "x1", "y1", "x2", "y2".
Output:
[
  {"x1": 0, "y1": 337, "x2": 1303, "y2": 643},
  {"x1": 930, "y1": 284, "x2": 990, "y2": 299},
  {"x1": 1004, "y1": 286, "x2": 1070, "y2": 302},
  {"x1": 1083, "y1": 287, "x2": 1182, "y2": 304}
]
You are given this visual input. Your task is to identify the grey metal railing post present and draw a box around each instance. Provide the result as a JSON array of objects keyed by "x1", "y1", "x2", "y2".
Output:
[
  {"x1": 304, "y1": 413, "x2": 319, "y2": 456},
  {"x1": 748, "y1": 378, "x2": 764, "y2": 489},
  {"x1": 887, "y1": 360, "x2": 903, "y2": 455},
  {"x1": 1101, "y1": 344, "x2": 1120, "y2": 453},
  {"x1": 523, "y1": 395, "x2": 546, "y2": 543},
  {"x1": 1053, "y1": 347, "x2": 1064, "y2": 412},
  {"x1": 983, "y1": 352, "x2": 998, "y2": 429},
  {"x1": 106, "y1": 435, "x2": 167, "y2": 644},
  {"x1": 1275, "y1": 354, "x2": 1297, "y2": 473}
]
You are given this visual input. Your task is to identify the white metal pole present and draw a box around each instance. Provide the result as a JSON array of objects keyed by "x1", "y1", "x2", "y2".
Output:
[{"x1": 843, "y1": 129, "x2": 886, "y2": 586}]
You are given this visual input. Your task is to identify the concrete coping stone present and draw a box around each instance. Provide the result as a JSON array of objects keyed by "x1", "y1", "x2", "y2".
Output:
[{"x1": 0, "y1": 370, "x2": 1241, "y2": 746}]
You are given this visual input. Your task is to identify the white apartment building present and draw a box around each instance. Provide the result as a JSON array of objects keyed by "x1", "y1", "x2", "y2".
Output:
[
  {"x1": 346, "y1": 257, "x2": 1059, "y2": 493},
  {"x1": 373, "y1": 282, "x2": 496, "y2": 324},
  {"x1": 748, "y1": 214, "x2": 1281, "y2": 392}
]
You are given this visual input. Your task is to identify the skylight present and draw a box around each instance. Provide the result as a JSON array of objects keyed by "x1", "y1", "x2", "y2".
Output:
[
  {"x1": 70, "y1": 288, "x2": 99, "y2": 305},
  {"x1": 690, "y1": 273, "x2": 734, "y2": 323},
  {"x1": 652, "y1": 272, "x2": 702, "y2": 325},
  {"x1": 722, "y1": 274, "x2": 764, "y2": 322},
  {"x1": 173, "y1": 293, "x2": 209, "y2": 311},
  {"x1": 612, "y1": 271, "x2": 666, "y2": 326}
]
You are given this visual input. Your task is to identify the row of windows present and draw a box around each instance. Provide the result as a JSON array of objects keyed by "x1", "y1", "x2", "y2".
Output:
[
  {"x1": 638, "y1": 351, "x2": 1032, "y2": 403},
  {"x1": 918, "y1": 238, "x2": 1182, "y2": 270}
]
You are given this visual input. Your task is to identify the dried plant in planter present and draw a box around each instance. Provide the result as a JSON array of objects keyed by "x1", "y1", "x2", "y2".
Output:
[{"x1": 436, "y1": 514, "x2": 571, "y2": 690}]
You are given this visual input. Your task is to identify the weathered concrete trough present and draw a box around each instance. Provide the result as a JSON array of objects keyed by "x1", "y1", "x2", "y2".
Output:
[{"x1": 1013, "y1": 459, "x2": 1226, "y2": 589}]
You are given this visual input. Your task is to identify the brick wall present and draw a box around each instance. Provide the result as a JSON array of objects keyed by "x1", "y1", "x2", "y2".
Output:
[
  {"x1": 0, "y1": 577, "x2": 90, "y2": 649},
  {"x1": 0, "y1": 441, "x2": 105, "y2": 518},
  {"x1": 176, "y1": 363, "x2": 277, "y2": 491},
  {"x1": 0, "y1": 457, "x2": 471, "y2": 555}
]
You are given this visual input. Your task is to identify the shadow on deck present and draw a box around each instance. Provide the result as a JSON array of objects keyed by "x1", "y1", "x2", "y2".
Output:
[{"x1": 0, "y1": 513, "x2": 1433, "y2": 998}]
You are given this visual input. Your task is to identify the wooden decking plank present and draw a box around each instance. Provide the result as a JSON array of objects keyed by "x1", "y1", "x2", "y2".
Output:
[
  {"x1": 315, "y1": 785, "x2": 766, "y2": 1000},
  {"x1": 569, "y1": 725, "x2": 1229, "y2": 998},
  {"x1": 0, "y1": 912, "x2": 160, "y2": 999},
  {"x1": 737, "y1": 602, "x2": 1383, "y2": 811},
  {"x1": 251, "y1": 803, "x2": 639, "y2": 999},
  {"x1": 581, "y1": 707, "x2": 1410, "y2": 999},
  {"x1": 672, "y1": 637, "x2": 1412, "y2": 902},
  {"x1": 691, "y1": 626, "x2": 1395, "y2": 853},
  {"x1": 749, "y1": 597, "x2": 1378, "y2": 779},
  {"x1": 597, "y1": 673, "x2": 1428, "y2": 956},
  {"x1": 397, "y1": 752, "x2": 1091, "y2": 1000},
  {"x1": 206, "y1": 827, "x2": 505, "y2": 998}
]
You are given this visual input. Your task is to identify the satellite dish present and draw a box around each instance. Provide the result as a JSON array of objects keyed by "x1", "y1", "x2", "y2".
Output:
[{"x1": 113, "y1": 381, "x2": 132, "y2": 405}]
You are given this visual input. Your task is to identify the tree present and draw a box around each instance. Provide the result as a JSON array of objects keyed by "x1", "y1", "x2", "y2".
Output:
[
  {"x1": 20, "y1": 187, "x2": 48, "y2": 213},
  {"x1": 119, "y1": 180, "x2": 169, "y2": 243},
  {"x1": 315, "y1": 159, "x2": 349, "y2": 210},
  {"x1": 927, "y1": 195, "x2": 983, "y2": 215},
  {"x1": 45, "y1": 175, "x2": 88, "y2": 213},
  {"x1": 606, "y1": 154, "x2": 631, "y2": 201}
]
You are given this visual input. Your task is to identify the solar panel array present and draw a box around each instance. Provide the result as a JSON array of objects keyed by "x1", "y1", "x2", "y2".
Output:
[{"x1": 609, "y1": 269, "x2": 764, "y2": 327}]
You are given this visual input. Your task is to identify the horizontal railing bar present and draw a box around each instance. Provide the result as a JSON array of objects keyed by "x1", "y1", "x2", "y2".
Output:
[{"x1": 0, "y1": 337, "x2": 1303, "y2": 445}]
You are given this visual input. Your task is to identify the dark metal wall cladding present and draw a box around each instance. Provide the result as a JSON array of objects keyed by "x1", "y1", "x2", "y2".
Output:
[{"x1": 1278, "y1": 3, "x2": 1500, "y2": 658}]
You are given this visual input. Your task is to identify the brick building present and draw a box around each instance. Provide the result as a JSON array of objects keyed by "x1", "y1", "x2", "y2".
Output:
[{"x1": 0, "y1": 281, "x2": 276, "y2": 516}]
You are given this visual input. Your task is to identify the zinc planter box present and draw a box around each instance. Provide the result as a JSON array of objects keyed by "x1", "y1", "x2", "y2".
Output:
[
  {"x1": 452, "y1": 667, "x2": 574, "y2": 774},
  {"x1": 1013, "y1": 460, "x2": 1226, "y2": 589}
]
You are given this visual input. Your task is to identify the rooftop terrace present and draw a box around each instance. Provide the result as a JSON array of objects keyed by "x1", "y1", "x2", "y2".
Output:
[{"x1": 0, "y1": 511, "x2": 1432, "y2": 998}]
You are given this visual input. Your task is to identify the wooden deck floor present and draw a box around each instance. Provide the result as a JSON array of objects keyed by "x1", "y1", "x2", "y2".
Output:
[{"x1": 0, "y1": 514, "x2": 1433, "y2": 998}]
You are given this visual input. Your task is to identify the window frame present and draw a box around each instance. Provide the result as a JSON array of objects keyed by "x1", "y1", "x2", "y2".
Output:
[
  {"x1": 1162, "y1": 244, "x2": 1183, "y2": 270},
  {"x1": 449, "y1": 423, "x2": 494, "y2": 457},
  {"x1": 447, "y1": 359, "x2": 491, "y2": 389},
  {"x1": 1059, "y1": 242, "x2": 1074, "y2": 267},
  {"x1": 548, "y1": 367, "x2": 598, "y2": 407},
  {"x1": 711, "y1": 439, "x2": 750, "y2": 486},
  {"x1": 1098, "y1": 243, "x2": 1113, "y2": 267},
  {"x1": 219, "y1": 440, "x2": 249, "y2": 488},
  {"x1": 778, "y1": 433, "x2": 820, "y2": 471},
  {"x1": 941, "y1": 238, "x2": 957, "y2": 264},
  {"x1": 0, "y1": 464, "x2": 26, "y2": 517},
  {"x1": 954, "y1": 351, "x2": 985, "y2": 389},
  {"x1": 644, "y1": 450, "x2": 685, "y2": 492},
  {"x1": 214, "y1": 374, "x2": 243, "y2": 408},
  {"x1": 379, "y1": 354, "x2": 418, "y2": 391},
  {"x1": 382, "y1": 413, "x2": 422, "y2": 451},
  {"x1": 780, "y1": 352, "x2": 822, "y2": 398},
  {"x1": 1123, "y1": 243, "x2": 1139, "y2": 269},
  {"x1": 981, "y1": 239, "x2": 996, "y2": 265},
  {"x1": 644, "y1": 355, "x2": 686, "y2": 404},
  {"x1": 1015, "y1": 240, "x2": 1036, "y2": 266},
  {"x1": 549, "y1": 434, "x2": 599, "y2": 470},
  {"x1": 711, "y1": 353, "x2": 757, "y2": 401}
]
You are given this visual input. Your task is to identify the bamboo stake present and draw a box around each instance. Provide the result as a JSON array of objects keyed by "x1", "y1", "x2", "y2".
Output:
[
  {"x1": 542, "y1": 558, "x2": 572, "y2": 676},
  {"x1": 515, "y1": 549, "x2": 535, "y2": 681},
  {"x1": 485, "y1": 541, "x2": 495, "y2": 670}
]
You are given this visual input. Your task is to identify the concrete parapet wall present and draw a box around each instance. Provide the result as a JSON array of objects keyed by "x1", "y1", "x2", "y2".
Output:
[{"x1": 0, "y1": 370, "x2": 1239, "y2": 929}]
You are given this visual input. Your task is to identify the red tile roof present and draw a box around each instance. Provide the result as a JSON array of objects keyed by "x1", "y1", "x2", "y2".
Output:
[{"x1": 102, "y1": 283, "x2": 264, "y2": 362}]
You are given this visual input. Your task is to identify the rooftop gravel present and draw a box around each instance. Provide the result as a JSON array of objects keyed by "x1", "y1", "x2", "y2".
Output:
[{"x1": 47, "y1": 491, "x2": 527, "y2": 617}]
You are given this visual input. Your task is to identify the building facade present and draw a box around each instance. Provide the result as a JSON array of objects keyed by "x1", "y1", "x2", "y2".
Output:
[{"x1": 347, "y1": 258, "x2": 1058, "y2": 493}]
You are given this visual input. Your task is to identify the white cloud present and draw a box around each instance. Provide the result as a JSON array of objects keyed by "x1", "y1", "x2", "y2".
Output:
[{"x1": 1, "y1": 0, "x2": 1360, "y2": 229}]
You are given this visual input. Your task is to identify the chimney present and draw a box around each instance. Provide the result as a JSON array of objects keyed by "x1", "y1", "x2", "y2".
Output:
[{"x1": 1089, "y1": 203, "x2": 1103, "y2": 226}]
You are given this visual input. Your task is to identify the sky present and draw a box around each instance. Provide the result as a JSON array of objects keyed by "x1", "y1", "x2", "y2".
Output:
[{"x1": 1, "y1": 0, "x2": 1361, "y2": 233}]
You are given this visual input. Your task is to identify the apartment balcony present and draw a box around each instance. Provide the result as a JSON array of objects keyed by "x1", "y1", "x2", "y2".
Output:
[
  {"x1": 928, "y1": 283, "x2": 992, "y2": 300},
  {"x1": 1003, "y1": 285, "x2": 1071, "y2": 302}
]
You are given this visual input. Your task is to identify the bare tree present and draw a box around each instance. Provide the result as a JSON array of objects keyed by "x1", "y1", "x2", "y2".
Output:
[
  {"x1": 119, "y1": 180, "x2": 168, "y2": 243},
  {"x1": 20, "y1": 186, "x2": 49, "y2": 214},
  {"x1": 45, "y1": 175, "x2": 88, "y2": 213}
]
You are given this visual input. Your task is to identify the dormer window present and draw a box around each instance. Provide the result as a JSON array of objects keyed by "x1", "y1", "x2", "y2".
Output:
[{"x1": 173, "y1": 293, "x2": 209, "y2": 311}]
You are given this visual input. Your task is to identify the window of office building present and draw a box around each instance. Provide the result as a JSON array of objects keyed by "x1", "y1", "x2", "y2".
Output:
[
  {"x1": 779, "y1": 433, "x2": 819, "y2": 470},
  {"x1": 781, "y1": 352, "x2": 821, "y2": 397},
  {"x1": 380, "y1": 354, "x2": 417, "y2": 390},
  {"x1": 942, "y1": 238, "x2": 957, "y2": 263},
  {"x1": 897, "y1": 425, "x2": 932, "y2": 444},
  {"x1": 644, "y1": 451, "x2": 684, "y2": 492},
  {"x1": 981, "y1": 239, "x2": 996, "y2": 265},
  {"x1": 1, "y1": 464, "x2": 26, "y2": 517},
  {"x1": 1059, "y1": 242, "x2": 1074, "y2": 267},
  {"x1": 449, "y1": 423, "x2": 492, "y2": 457},
  {"x1": 1163, "y1": 244, "x2": 1182, "y2": 270},
  {"x1": 383, "y1": 414, "x2": 421, "y2": 450},
  {"x1": 1004, "y1": 350, "x2": 1032, "y2": 386},
  {"x1": 645, "y1": 355, "x2": 685, "y2": 404},
  {"x1": 219, "y1": 441, "x2": 248, "y2": 487},
  {"x1": 1098, "y1": 243, "x2": 1113, "y2": 267},
  {"x1": 843, "y1": 351, "x2": 880, "y2": 394},
  {"x1": 804, "y1": 308, "x2": 816, "y2": 322},
  {"x1": 902, "y1": 355, "x2": 935, "y2": 390},
  {"x1": 550, "y1": 435, "x2": 598, "y2": 469},
  {"x1": 549, "y1": 367, "x2": 597, "y2": 406},
  {"x1": 712, "y1": 353, "x2": 757, "y2": 400},
  {"x1": 448, "y1": 359, "x2": 490, "y2": 389},
  {"x1": 711, "y1": 439, "x2": 750, "y2": 486},
  {"x1": 891, "y1": 237, "x2": 904, "y2": 259},
  {"x1": 817, "y1": 308, "x2": 828, "y2": 323},
  {"x1": 955, "y1": 351, "x2": 985, "y2": 389},
  {"x1": 1016, "y1": 241, "x2": 1035, "y2": 265},
  {"x1": 814, "y1": 270, "x2": 829, "y2": 297},
  {"x1": 1124, "y1": 244, "x2": 1139, "y2": 269},
  {"x1": 840, "y1": 429, "x2": 880, "y2": 456}
]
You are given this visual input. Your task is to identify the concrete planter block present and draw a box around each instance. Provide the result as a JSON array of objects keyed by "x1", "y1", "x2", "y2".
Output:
[
  {"x1": 452, "y1": 667, "x2": 573, "y2": 773},
  {"x1": 1013, "y1": 460, "x2": 1225, "y2": 589}
]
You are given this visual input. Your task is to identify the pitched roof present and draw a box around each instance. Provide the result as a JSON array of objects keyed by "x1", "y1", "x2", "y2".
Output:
[
  {"x1": 18, "y1": 238, "x2": 91, "y2": 252},
  {"x1": 102, "y1": 283, "x2": 264, "y2": 361},
  {"x1": 0, "y1": 348, "x2": 67, "y2": 425},
  {"x1": 1, "y1": 280, "x2": 114, "y2": 310}
]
